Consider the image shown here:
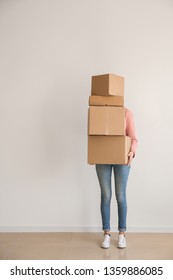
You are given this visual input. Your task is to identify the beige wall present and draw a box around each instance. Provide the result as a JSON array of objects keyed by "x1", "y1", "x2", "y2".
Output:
[{"x1": 0, "y1": 0, "x2": 173, "y2": 232}]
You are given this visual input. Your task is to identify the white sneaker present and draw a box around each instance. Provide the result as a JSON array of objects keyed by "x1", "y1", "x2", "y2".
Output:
[
  {"x1": 117, "y1": 234, "x2": 126, "y2": 248},
  {"x1": 101, "y1": 234, "x2": 110, "y2": 249}
]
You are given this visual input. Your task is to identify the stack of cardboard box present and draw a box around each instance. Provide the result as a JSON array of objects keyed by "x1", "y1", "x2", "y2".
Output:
[{"x1": 88, "y1": 74, "x2": 131, "y2": 164}]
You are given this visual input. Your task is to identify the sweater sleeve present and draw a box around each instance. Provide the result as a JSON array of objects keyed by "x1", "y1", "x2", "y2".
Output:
[{"x1": 125, "y1": 108, "x2": 138, "y2": 155}]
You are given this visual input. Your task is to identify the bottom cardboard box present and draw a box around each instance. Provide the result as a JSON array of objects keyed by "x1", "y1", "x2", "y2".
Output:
[{"x1": 88, "y1": 136, "x2": 131, "y2": 164}]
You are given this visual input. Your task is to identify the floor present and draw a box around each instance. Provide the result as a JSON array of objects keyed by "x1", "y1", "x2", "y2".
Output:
[{"x1": 0, "y1": 232, "x2": 172, "y2": 260}]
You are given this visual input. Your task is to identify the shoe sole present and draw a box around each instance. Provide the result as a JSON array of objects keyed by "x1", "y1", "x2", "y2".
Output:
[
  {"x1": 101, "y1": 245, "x2": 110, "y2": 249},
  {"x1": 117, "y1": 245, "x2": 126, "y2": 249}
]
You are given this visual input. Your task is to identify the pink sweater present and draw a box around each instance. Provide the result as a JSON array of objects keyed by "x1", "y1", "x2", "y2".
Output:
[{"x1": 125, "y1": 108, "x2": 138, "y2": 155}]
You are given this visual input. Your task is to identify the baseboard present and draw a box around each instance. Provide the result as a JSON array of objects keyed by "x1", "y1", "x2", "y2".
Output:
[{"x1": 0, "y1": 226, "x2": 173, "y2": 233}]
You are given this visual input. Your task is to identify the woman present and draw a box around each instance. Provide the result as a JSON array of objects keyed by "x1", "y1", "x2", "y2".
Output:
[{"x1": 96, "y1": 108, "x2": 138, "y2": 249}]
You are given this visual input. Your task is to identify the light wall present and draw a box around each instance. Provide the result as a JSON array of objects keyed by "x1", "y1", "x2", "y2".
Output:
[{"x1": 0, "y1": 0, "x2": 173, "y2": 232}]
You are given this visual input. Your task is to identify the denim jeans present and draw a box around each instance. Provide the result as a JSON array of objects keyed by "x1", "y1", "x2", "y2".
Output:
[{"x1": 95, "y1": 164, "x2": 131, "y2": 232}]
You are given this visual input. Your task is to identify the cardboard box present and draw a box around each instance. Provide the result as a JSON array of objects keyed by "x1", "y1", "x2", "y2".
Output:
[
  {"x1": 89, "y1": 95, "x2": 124, "y2": 106},
  {"x1": 91, "y1": 74, "x2": 124, "y2": 96},
  {"x1": 88, "y1": 106, "x2": 125, "y2": 135},
  {"x1": 88, "y1": 136, "x2": 131, "y2": 164}
]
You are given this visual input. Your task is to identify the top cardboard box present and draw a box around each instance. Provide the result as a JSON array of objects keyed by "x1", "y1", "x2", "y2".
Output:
[{"x1": 91, "y1": 73, "x2": 124, "y2": 96}]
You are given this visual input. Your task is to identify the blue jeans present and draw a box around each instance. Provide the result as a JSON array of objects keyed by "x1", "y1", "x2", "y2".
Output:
[{"x1": 95, "y1": 164, "x2": 131, "y2": 232}]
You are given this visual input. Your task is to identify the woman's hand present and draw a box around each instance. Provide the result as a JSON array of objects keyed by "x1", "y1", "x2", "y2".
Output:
[{"x1": 127, "y1": 151, "x2": 134, "y2": 166}]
